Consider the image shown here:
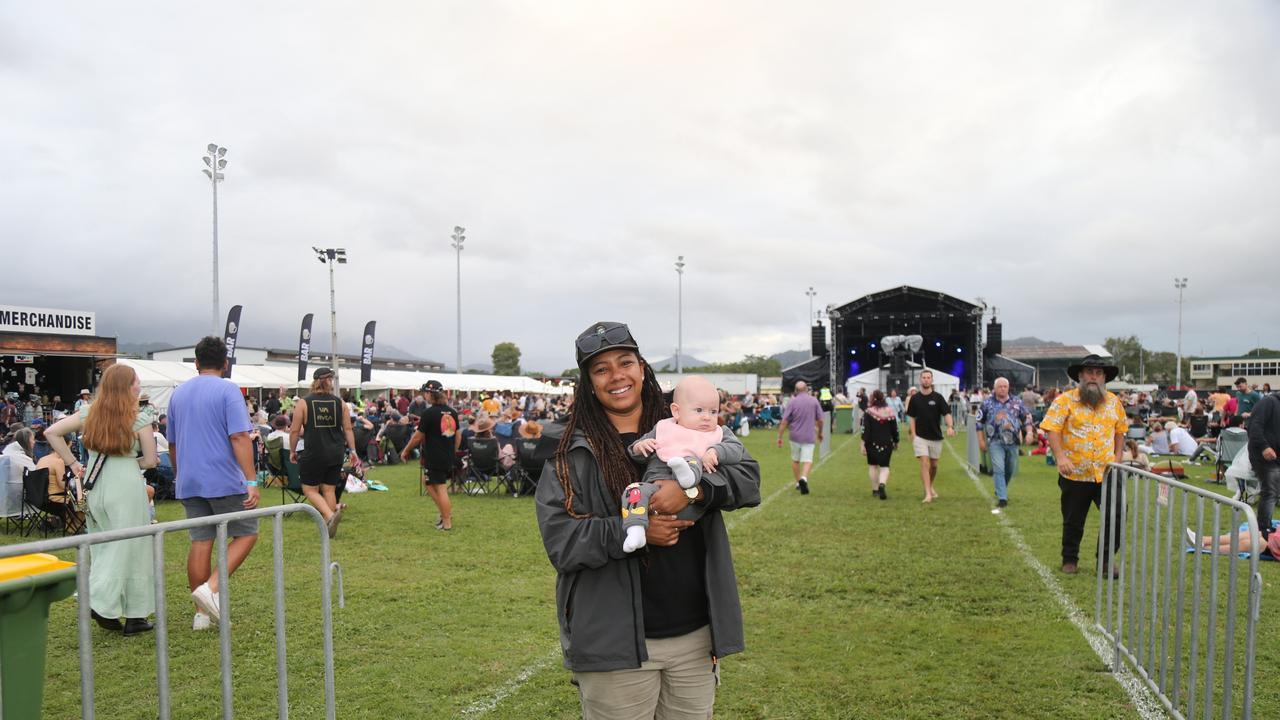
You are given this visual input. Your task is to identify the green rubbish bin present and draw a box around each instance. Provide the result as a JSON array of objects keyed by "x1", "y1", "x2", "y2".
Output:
[
  {"x1": 833, "y1": 405, "x2": 854, "y2": 434},
  {"x1": 0, "y1": 553, "x2": 77, "y2": 719}
]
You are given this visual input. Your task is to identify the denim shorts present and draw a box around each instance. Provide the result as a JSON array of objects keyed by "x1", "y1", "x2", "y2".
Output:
[{"x1": 181, "y1": 494, "x2": 259, "y2": 541}]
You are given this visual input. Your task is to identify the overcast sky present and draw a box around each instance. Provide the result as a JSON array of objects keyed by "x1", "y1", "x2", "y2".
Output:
[{"x1": 4, "y1": 1, "x2": 1278, "y2": 374}]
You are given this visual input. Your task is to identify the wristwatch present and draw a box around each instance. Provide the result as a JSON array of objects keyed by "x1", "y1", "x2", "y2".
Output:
[{"x1": 685, "y1": 485, "x2": 699, "y2": 504}]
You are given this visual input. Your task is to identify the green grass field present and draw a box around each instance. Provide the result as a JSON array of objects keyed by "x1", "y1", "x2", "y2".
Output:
[{"x1": 8, "y1": 428, "x2": 1277, "y2": 719}]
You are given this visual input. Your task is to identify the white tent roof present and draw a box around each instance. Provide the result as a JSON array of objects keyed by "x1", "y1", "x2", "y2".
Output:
[
  {"x1": 844, "y1": 364, "x2": 962, "y2": 398},
  {"x1": 117, "y1": 359, "x2": 568, "y2": 411}
]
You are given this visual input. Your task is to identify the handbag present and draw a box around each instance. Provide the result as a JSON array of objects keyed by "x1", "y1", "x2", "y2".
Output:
[{"x1": 78, "y1": 453, "x2": 109, "y2": 502}]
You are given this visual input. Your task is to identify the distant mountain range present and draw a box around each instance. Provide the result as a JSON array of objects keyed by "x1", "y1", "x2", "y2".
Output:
[
  {"x1": 770, "y1": 349, "x2": 811, "y2": 369},
  {"x1": 1004, "y1": 336, "x2": 1064, "y2": 347},
  {"x1": 650, "y1": 349, "x2": 810, "y2": 374},
  {"x1": 650, "y1": 353, "x2": 711, "y2": 371}
]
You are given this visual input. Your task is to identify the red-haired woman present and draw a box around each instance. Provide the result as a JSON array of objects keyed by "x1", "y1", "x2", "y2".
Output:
[{"x1": 46, "y1": 364, "x2": 159, "y2": 636}]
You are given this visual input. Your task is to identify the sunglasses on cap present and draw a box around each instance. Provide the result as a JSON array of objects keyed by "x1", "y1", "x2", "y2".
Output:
[{"x1": 575, "y1": 322, "x2": 639, "y2": 365}]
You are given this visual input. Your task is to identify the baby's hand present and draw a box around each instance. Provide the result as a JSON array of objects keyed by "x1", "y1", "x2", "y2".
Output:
[
  {"x1": 701, "y1": 448, "x2": 719, "y2": 473},
  {"x1": 631, "y1": 438, "x2": 658, "y2": 456}
]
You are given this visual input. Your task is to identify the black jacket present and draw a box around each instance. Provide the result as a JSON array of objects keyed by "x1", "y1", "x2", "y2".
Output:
[
  {"x1": 1248, "y1": 393, "x2": 1280, "y2": 466},
  {"x1": 535, "y1": 429, "x2": 760, "y2": 672}
]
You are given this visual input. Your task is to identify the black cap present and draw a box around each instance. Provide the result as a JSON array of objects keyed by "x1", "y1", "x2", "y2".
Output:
[
  {"x1": 421, "y1": 380, "x2": 445, "y2": 393},
  {"x1": 575, "y1": 321, "x2": 640, "y2": 367},
  {"x1": 312, "y1": 367, "x2": 335, "y2": 381}
]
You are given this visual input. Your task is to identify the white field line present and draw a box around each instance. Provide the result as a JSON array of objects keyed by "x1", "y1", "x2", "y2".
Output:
[
  {"x1": 943, "y1": 441, "x2": 1165, "y2": 720},
  {"x1": 461, "y1": 437, "x2": 854, "y2": 717},
  {"x1": 459, "y1": 645, "x2": 564, "y2": 717}
]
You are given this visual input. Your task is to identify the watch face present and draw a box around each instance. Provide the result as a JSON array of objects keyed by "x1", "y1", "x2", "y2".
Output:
[{"x1": 685, "y1": 486, "x2": 699, "y2": 498}]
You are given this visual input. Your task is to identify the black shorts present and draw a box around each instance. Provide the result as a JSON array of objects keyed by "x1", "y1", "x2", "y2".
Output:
[
  {"x1": 422, "y1": 466, "x2": 450, "y2": 485},
  {"x1": 300, "y1": 459, "x2": 344, "y2": 487}
]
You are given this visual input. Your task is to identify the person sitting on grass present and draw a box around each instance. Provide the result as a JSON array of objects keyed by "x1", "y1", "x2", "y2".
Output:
[
  {"x1": 624, "y1": 376, "x2": 745, "y2": 552},
  {"x1": 1120, "y1": 440, "x2": 1150, "y2": 470},
  {"x1": 1166, "y1": 421, "x2": 1198, "y2": 456},
  {"x1": 1187, "y1": 520, "x2": 1280, "y2": 555}
]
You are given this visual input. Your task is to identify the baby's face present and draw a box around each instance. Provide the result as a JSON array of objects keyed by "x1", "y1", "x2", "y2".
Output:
[{"x1": 674, "y1": 386, "x2": 720, "y2": 432}]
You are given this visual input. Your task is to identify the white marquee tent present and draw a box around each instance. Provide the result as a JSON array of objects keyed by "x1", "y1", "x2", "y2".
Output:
[
  {"x1": 117, "y1": 359, "x2": 569, "y2": 412},
  {"x1": 844, "y1": 363, "x2": 961, "y2": 399}
]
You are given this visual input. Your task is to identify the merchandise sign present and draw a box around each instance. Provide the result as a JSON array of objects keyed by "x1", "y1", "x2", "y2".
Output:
[{"x1": 0, "y1": 305, "x2": 96, "y2": 337}]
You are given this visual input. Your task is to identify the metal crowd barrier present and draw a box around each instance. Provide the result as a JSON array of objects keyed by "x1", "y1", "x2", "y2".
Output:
[
  {"x1": 1095, "y1": 463, "x2": 1261, "y2": 719},
  {"x1": 966, "y1": 413, "x2": 981, "y2": 472},
  {"x1": 0, "y1": 503, "x2": 343, "y2": 720}
]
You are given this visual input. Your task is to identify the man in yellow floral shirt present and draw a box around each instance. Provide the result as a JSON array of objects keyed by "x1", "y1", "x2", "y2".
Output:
[{"x1": 1040, "y1": 355, "x2": 1128, "y2": 576}]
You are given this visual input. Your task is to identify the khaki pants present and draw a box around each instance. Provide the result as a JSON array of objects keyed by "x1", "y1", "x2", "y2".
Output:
[{"x1": 574, "y1": 625, "x2": 716, "y2": 720}]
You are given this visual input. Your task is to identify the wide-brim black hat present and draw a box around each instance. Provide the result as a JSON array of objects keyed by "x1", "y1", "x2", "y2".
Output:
[
  {"x1": 421, "y1": 380, "x2": 445, "y2": 393},
  {"x1": 312, "y1": 367, "x2": 335, "y2": 381},
  {"x1": 575, "y1": 321, "x2": 640, "y2": 367},
  {"x1": 1067, "y1": 354, "x2": 1119, "y2": 383}
]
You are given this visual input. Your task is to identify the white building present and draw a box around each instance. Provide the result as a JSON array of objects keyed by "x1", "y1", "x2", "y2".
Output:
[{"x1": 1188, "y1": 355, "x2": 1280, "y2": 391}]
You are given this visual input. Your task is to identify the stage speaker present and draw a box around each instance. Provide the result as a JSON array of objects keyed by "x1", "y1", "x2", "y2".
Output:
[
  {"x1": 811, "y1": 324, "x2": 826, "y2": 356},
  {"x1": 986, "y1": 321, "x2": 1002, "y2": 355},
  {"x1": 886, "y1": 373, "x2": 908, "y2": 394}
]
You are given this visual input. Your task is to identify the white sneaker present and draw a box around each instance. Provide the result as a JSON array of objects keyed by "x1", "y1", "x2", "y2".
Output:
[
  {"x1": 193, "y1": 612, "x2": 212, "y2": 631},
  {"x1": 191, "y1": 582, "x2": 221, "y2": 622}
]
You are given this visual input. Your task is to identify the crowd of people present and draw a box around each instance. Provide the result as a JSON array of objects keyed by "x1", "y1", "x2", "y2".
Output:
[{"x1": 5, "y1": 326, "x2": 1279, "y2": 719}]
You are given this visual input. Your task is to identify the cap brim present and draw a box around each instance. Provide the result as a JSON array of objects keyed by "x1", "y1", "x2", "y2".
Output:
[{"x1": 578, "y1": 342, "x2": 640, "y2": 367}]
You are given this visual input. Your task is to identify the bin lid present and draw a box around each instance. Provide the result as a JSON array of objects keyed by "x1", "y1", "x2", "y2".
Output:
[{"x1": 0, "y1": 553, "x2": 76, "y2": 582}]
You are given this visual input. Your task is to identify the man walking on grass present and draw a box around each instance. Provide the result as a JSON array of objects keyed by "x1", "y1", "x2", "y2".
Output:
[
  {"x1": 167, "y1": 336, "x2": 260, "y2": 630},
  {"x1": 1039, "y1": 355, "x2": 1128, "y2": 576},
  {"x1": 777, "y1": 380, "x2": 823, "y2": 494},
  {"x1": 906, "y1": 369, "x2": 954, "y2": 503},
  {"x1": 976, "y1": 377, "x2": 1034, "y2": 512}
]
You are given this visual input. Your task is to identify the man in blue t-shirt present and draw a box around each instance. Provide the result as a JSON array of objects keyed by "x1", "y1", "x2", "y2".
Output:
[{"x1": 168, "y1": 336, "x2": 260, "y2": 630}]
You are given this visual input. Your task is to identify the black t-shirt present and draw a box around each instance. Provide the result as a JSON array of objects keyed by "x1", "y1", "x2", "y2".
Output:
[
  {"x1": 417, "y1": 403, "x2": 459, "y2": 470},
  {"x1": 906, "y1": 390, "x2": 950, "y2": 441},
  {"x1": 264, "y1": 397, "x2": 281, "y2": 416},
  {"x1": 620, "y1": 431, "x2": 710, "y2": 639}
]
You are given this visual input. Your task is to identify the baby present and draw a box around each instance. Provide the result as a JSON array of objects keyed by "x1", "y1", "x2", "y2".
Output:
[{"x1": 622, "y1": 375, "x2": 745, "y2": 552}]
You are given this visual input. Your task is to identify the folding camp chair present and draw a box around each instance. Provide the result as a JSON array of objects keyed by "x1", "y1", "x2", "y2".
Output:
[
  {"x1": 278, "y1": 449, "x2": 305, "y2": 504},
  {"x1": 510, "y1": 438, "x2": 544, "y2": 498},
  {"x1": 14, "y1": 468, "x2": 79, "y2": 537},
  {"x1": 1224, "y1": 445, "x2": 1260, "y2": 506},
  {"x1": 1215, "y1": 427, "x2": 1250, "y2": 484},
  {"x1": 467, "y1": 438, "x2": 508, "y2": 495},
  {"x1": 263, "y1": 436, "x2": 287, "y2": 488}
]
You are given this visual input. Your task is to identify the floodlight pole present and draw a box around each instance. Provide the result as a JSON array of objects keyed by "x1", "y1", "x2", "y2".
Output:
[
  {"x1": 314, "y1": 247, "x2": 346, "y2": 378},
  {"x1": 805, "y1": 287, "x2": 817, "y2": 357},
  {"x1": 1174, "y1": 278, "x2": 1188, "y2": 387},
  {"x1": 328, "y1": 258, "x2": 338, "y2": 376},
  {"x1": 452, "y1": 227, "x2": 466, "y2": 374},
  {"x1": 675, "y1": 256, "x2": 685, "y2": 373},
  {"x1": 202, "y1": 144, "x2": 228, "y2": 335}
]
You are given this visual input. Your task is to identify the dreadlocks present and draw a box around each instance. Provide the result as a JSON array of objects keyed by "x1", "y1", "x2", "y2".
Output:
[{"x1": 553, "y1": 356, "x2": 669, "y2": 518}]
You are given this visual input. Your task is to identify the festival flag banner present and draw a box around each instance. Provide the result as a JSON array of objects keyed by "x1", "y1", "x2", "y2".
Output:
[
  {"x1": 297, "y1": 313, "x2": 314, "y2": 382},
  {"x1": 221, "y1": 305, "x2": 243, "y2": 379},
  {"x1": 360, "y1": 320, "x2": 377, "y2": 383}
]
